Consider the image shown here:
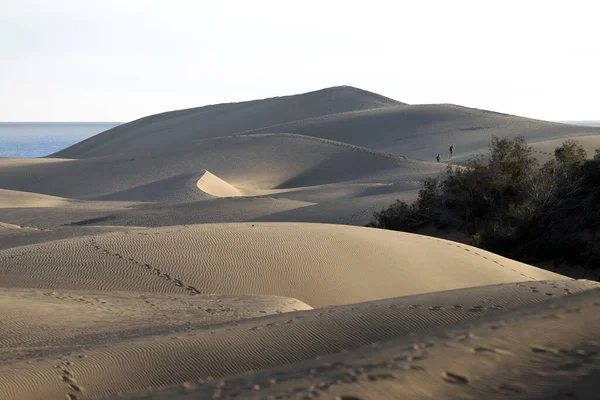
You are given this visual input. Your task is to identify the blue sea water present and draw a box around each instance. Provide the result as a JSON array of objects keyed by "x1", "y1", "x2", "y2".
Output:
[
  {"x1": 0, "y1": 122, "x2": 121, "y2": 158},
  {"x1": 559, "y1": 121, "x2": 600, "y2": 127}
]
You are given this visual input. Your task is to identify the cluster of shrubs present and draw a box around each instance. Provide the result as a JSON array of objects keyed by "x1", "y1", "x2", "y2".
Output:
[{"x1": 368, "y1": 136, "x2": 600, "y2": 277}]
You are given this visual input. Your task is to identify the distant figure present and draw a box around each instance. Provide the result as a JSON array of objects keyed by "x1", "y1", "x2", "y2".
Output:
[
  {"x1": 449, "y1": 145, "x2": 454, "y2": 158},
  {"x1": 436, "y1": 153, "x2": 440, "y2": 162}
]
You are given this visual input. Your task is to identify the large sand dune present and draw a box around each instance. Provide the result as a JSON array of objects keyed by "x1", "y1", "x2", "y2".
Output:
[
  {"x1": 0, "y1": 133, "x2": 442, "y2": 201},
  {"x1": 50, "y1": 86, "x2": 600, "y2": 164},
  {"x1": 1, "y1": 86, "x2": 599, "y2": 399},
  {"x1": 249, "y1": 104, "x2": 600, "y2": 162},
  {"x1": 108, "y1": 285, "x2": 600, "y2": 400},
  {"x1": 0, "y1": 223, "x2": 566, "y2": 307},
  {"x1": 51, "y1": 86, "x2": 403, "y2": 159},
  {"x1": 2, "y1": 86, "x2": 596, "y2": 230},
  {"x1": 0, "y1": 280, "x2": 597, "y2": 399},
  {"x1": 0, "y1": 132, "x2": 444, "y2": 230}
]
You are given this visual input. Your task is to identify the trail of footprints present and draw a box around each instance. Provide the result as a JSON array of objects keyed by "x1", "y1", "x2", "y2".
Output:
[
  {"x1": 56, "y1": 355, "x2": 83, "y2": 400},
  {"x1": 172, "y1": 339, "x2": 475, "y2": 399},
  {"x1": 87, "y1": 238, "x2": 202, "y2": 296},
  {"x1": 222, "y1": 288, "x2": 553, "y2": 334},
  {"x1": 419, "y1": 233, "x2": 537, "y2": 281},
  {"x1": 87, "y1": 236, "x2": 246, "y2": 317},
  {"x1": 76, "y1": 234, "x2": 569, "y2": 398},
  {"x1": 47, "y1": 238, "x2": 240, "y2": 399},
  {"x1": 172, "y1": 312, "x2": 599, "y2": 400}
]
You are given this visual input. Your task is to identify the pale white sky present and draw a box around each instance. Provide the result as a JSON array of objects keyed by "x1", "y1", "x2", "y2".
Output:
[{"x1": 1, "y1": 0, "x2": 598, "y2": 122}]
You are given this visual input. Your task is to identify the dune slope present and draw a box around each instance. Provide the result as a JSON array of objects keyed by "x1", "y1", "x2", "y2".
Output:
[
  {"x1": 195, "y1": 170, "x2": 243, "y2": 197},
  {"x1": 0, "y1": 223, "x2": 566, "y2": 307},
  {"x1": 250, "y1": 104, "x2": 600, "y2": 161},
  {"x1": 0, "y1": 134, "x2": 441, "y2": 202},
  {"x1": 0, "y1": 189, "x2": 71, "y2": 208},
  {"x1": 109, "y1": 285, "x2": 600, "y2": 400},
  {"x1": 51, "y1": 86, "x2": 403, "y2": 159},
  {"x1": 0, "y1": 280, "x2": 596, "y2": 400},
  {"x1": 47, "y1": 86, "x2": 599, "y2": 165}
]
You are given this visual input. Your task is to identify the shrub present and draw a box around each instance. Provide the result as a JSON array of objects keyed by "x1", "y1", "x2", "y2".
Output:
[{"x1": 369, "y1": 136, "x2": 600, "y2": 277}]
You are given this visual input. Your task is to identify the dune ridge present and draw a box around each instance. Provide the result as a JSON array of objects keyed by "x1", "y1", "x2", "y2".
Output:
[
  {"x1": 0, "y1": 188, "x2": 71, "y2": 208},
  {"x1": 195, "y1": 170, "x2": 243, "y2": 197}
]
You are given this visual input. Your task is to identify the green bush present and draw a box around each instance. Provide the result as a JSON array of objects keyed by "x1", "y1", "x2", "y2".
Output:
[{"x1": 369, "y1": 136, "x2": 600, "y2": 277}]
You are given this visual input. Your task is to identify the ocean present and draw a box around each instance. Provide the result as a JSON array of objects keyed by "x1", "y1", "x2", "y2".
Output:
[
  {"x1": 558, "y1": 121, "x2": 600, "y2": 127},
  {"x1": 0, "y1": 122, "x2": 121, "y2": 158}
]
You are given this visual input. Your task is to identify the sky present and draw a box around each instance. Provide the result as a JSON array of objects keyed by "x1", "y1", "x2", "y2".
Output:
[{"x1": 1, "y1": 0, "x2": 598, "y2": 122}]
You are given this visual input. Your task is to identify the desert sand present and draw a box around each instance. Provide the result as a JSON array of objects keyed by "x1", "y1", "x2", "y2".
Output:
[{"x1": 1, "y1": 86, "x2": 599, "y2": 399}]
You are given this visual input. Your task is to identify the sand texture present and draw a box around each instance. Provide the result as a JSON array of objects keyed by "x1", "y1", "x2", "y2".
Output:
[
  {"x1": 1, "y1": 280, "x2": 597, "y2": 399},
  {"x1": 106, "y1": 284, "x2": 600, "y2": 400},
  {"x1": 0, "y1": 224, "x2": 567, "y2": 307},
  {"x1": 1, "y1": 86, "x2": 599, "y2": 399}
]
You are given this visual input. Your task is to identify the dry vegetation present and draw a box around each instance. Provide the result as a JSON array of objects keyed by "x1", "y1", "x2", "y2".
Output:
[{"x1": 369, "y1": 137, "x2": 600, "y2": 278}]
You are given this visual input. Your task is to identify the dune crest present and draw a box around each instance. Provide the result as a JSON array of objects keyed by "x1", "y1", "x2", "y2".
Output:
[
  {"x1": 0, "y1": 188, "x2": 70, "y2": 208},
  {"x1": 195, "y1": 170, "x2": 243, "y2": 197}
]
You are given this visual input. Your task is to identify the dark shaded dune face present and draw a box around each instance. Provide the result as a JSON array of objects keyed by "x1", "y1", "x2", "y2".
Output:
[
  {"x1": 0, "y1": 197, "x2": 316, "y2": 233},
  {"x1": 51, "y1": 86, "x2": 403, "y2": 159}
]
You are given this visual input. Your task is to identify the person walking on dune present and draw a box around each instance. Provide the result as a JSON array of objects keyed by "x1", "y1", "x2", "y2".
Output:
[
  {"x1": 449, "y1": 145, "x2": 454, "y2": 159},
  {"x1": 436, "y1": 153, "x2": 440, "y2": 162}
]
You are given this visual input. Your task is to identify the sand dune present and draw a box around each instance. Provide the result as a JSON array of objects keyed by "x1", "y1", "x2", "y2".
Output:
[
  {"x1": 0, "y1": 225, "x2": 137, "y2": 251},
  {"x1": 109, "y1": 284, "x2": 599, "y2": 400},
  {"x1": 0, "y1": 157, "x2": 72, "y2": 167},
  {"x1": 0, "y1": 133, "x2": 443, "y2": 231},
  {"x1": 0, "y1": 288, "x2": 310, "y2": 360},
  {"x1": 0, "y1": 133, "x2": 441, "y2": 202},
  {"x1": 250, "y1": 104, "x2": 600, "y2": 162},
  {"x1": 3, "y1": 87, "x2": 593, "y2": 235},
  {"x1": 51, "y1": 86, "x2": 403, "y2": 159},
  {"x1": 0, "y1": 222, "x2": 38, "y2": 240},
  {"x1": 0, "y1": 223, "x2": 566, "y2": 307},
  {"x1": 195, "y1": 170, "x2": 243, "y2": 197},
  {"x1": 2, "y1": 86, "x2": 598, "y2": 399},
  {"x1": 0, "y1": 197, "x2": 315, "y2": 233},
  {"x1": 0, "y1": 280, "x2": 596, "y2": 399},
  {"x1": 529, "y1": 134, "x2": 600, "y2": 162},
  {"x1": 0, "y1": 188, "x2": 70, "y2": 208},
  {"x1": 49, "y1": 87, "x2": 600, "y2": 165}
]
